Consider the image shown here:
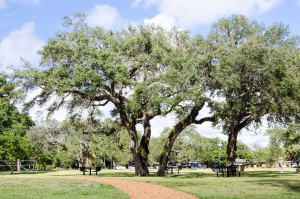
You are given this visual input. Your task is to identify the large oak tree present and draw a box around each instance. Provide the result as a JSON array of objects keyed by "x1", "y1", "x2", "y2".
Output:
[
  {"x1": 208, "y1": 15, "x2": 300, "y2": 165},
  {"x1": 14, "y1": 14, "x2": 210, "y2": 176}
]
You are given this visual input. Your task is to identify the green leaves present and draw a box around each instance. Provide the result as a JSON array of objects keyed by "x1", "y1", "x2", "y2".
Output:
[
  {"x1": 0, "y1": 131, "x2": 34, "y2": 160},
  {"x1": 208, "y1": 15, "x2": 300, "y2": 134}
]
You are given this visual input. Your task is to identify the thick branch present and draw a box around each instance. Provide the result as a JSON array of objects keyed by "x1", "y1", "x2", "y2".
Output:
[{"x1": 236, "y1": 109, "x2": 268, "y2": 132}]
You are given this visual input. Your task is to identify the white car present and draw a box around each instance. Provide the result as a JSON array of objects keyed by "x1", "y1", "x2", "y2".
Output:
[
  {"x1": 128, "y1": 165, "x2": 135, "y2": 169},
  {"x1": 115, "y1": 165, "x2": 126, "y2": 170}
]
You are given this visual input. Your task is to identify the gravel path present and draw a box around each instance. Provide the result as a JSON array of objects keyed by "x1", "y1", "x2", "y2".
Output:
[{"x1": 63, "y1": 176, "x2": 197, "y2": 199}]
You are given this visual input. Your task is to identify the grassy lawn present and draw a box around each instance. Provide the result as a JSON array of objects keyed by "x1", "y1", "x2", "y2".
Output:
[
  {"x1": 1, "y1": 168, "x2": 299, "y2": 199},
  {"x1": 0, "y1": 171, "x2": 129, "y2": 199},
  {"x1": 133, "y1": 169, "x2": 300, "y2": 199}
]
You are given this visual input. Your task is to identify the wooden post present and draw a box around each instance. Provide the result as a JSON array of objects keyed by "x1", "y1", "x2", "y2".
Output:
[{"x1": 17, "y1": 159, "x2": 21, "y2": 172}]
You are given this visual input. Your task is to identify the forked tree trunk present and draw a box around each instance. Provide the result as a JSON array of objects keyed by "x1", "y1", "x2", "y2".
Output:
[{"x1": 128, "y1": 128, "x2": 150, "y2": 176}]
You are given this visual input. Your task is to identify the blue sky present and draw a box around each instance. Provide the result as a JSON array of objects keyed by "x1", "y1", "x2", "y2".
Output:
[{"x1": 1, "y1": 0, "x2": 299, "y2": 147}]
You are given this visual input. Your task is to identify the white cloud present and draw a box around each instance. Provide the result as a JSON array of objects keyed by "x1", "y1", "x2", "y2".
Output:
[
  {"x1": 133, "y1": 0, "x2": 160, "y2": 7},
  {"x1": 140, "y1": 0, "x2": 284, "y2": 28},
  {"x1": 144, "y1": 14, "x2": 177, "y2": 29},
  {"x1": 86, "y1": 4, "x2": 129, "y2": 29},
  {"x1": 0, "y1": 22, "x2": 44, "y2": 72}
]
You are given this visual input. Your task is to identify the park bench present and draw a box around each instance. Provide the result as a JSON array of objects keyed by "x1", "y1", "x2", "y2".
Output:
[
  {"x1": 166, "y1": 165, "x2": 181, "y2": 174},
  {"x1": 227, "y1": 165, "x2": 246, "y2": 177},
  {"x1": 212, "y1": 165, "x2": 246, "y2": 177},
  {"x1": 212, "y1": 165, "x2": 226, "y2": 177},
  {"x1": 93, "y1": 166, "x2": 101, "y2": 175},
  {"x1": 237, "y1": 165, "x2": 246, "y2": 176},
  {"x1": 227, "y1": 165, "x2": 239, "y2": 177},
  {"x1": 79, "y1": 166, "x2": 101, "y2": 175}
]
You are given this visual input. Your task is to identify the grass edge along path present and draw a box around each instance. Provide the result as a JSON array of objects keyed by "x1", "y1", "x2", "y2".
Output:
[{"x1": 63, "y1": 176, "x2": 197, "y2": 199}]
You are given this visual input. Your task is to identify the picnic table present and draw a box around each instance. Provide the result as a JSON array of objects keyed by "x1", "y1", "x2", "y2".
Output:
[
  {"x1": 166, "y1": 165, "x2": 182, "y2": 174},
  {"x1": 79, "y1": 166, "x2": 101, "y2": 175},
  {"x1": 212, "y1": 165, "x2": 245, "y2": 177}
]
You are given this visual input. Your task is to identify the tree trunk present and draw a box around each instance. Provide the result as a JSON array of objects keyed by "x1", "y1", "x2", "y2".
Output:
[
  {"x1": 157, "y1": 105, "x2": 206, "y2": 176},
  {"x1": 86, "y1": 139, "x2": 92, "y2": 167},
  {"x1": 157, "y1": 130, "x2": 178, "y2": 176},
  {"x1": 227, "y1": 129, "x2": 239, "y2": 166},
  {"x1": 113, "y1": 159, "x2": 116, "y2": 169},
  {"x1": 128, "y1": 128, "x2": 149, "y2": 176},
  {"x1": 78, "y1": 141, "x2": 84, "y2": 167}
]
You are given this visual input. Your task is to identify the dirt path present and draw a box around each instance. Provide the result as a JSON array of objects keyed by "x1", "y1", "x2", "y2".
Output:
[{"x1": 63, "y1": 176, "x2": 197, "y2": 199}]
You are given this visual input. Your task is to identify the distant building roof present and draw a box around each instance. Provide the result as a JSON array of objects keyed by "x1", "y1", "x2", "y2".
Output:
[
  {"x1": 235, "y1": 159, "x2": 247, "y2": 163},
  {"x1": 188, "y1": 161, "x2": 201, "y2": 163}
]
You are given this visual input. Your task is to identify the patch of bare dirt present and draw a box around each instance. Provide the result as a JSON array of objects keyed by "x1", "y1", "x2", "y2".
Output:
[{"x1": 63, "y1": 176, "x2": 197, "y2": 199}]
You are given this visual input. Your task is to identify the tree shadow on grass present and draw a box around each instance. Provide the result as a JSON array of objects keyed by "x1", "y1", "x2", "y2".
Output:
[
  {"x1": 249, "y1": 179, "x2": 300, "y2": 193},
  {"x1": 165, "y1": 172, "x2": 212, "y2": 179},
  {"x1": 246, "y1": 171, "x2": 298, "y2": 178}
]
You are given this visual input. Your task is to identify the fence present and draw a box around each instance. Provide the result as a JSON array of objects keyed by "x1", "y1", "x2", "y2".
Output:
[{"x1": 0, "y1": 159, "x2": 37, "y2": 171}]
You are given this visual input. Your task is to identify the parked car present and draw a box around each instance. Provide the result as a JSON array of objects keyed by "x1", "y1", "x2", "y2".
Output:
[
  {"x1": 180, "y1": 165, "x2": 191, "y2": 168},
  {"x1": 128, "y1": 165, "x2": 135, "y2": 169},
  {"x1": 191, "y1": 165, "x2": 205, "y2": 169},
  {"x1": 115, "y1": 165, "x2": 126, "y2": 170},
  {"x1": 168, "y1": 164, "x2": 178, "y2": 168},
  {"x1": 13, "y1": 166, "x2": 26, "y2": 171}
]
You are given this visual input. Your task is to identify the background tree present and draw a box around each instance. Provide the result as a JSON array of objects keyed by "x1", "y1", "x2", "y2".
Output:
[
  {"x1": 60, "y1": 110, "x2": 103, "y2": 168},
  {"x1": 265, "y1": 128, "x2": 284, "y2": 166},
  {"x1": 26, "y1": 120, "x2": 63, "y2": 169},
  {"x1": 236, "y1": 141, "x2": 253, "y2": 163},
  {"x1": 282, "y1": 125, "x2": 300, "y2": 166},
  {"x1": 148, "y1": 136, "x2": 165, "y2": 166},
  {"x1": 252, "y1": 143, "x2": 268, "y2": 166},
  {"x1": 0, "y1": 73, "x2": 34, "y2": 172},
  {"x1": 92, "y1": 128, "x2": 132, "y2": 169},
  {"x1": 266, "y1": 125, "x2": 300, "y2": 166},
  {"x1": 150, "y1": 126, "x2": 228, "y2": 168},
  {"x1": 208, "y1": 15, "x2": 300, "y2": 165}
]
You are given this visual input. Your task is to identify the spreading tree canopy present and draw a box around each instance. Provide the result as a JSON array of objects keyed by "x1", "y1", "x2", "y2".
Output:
[
  {"x1": 14, "y1": 14, "x2": 212, "y2": 176},
  {"x1": 12, "y1": 14, "x2": 300, "y2": 174},
  {"x1": 208, "y1": 15, "x2": 300, "y2": 165}
]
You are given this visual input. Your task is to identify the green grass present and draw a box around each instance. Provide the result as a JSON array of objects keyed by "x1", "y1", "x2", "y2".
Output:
[
  {"x1": 0, "y1": 168, "x2": 299, "y2": 199},
  {"x1": 130, "y1": 172, "x2": 300, "y2": 199},
  {"x1": 0, "y1": 174, "x2": 129, "y2": 199}
]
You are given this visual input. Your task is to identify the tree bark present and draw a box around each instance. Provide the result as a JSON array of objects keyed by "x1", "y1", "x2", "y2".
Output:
[
  {"x1": 128, "y1": 126, "x2": 150, "y2": 176},
  {"x1": 227, "y1": 129, "x2": 239, "y2": 166},
  {"x1": 86, "y1": 139, "x2": 92, "y2": 167},
  {"x1": 226, "y1": 113, "x2": 259, "y2": 166},
  {"x1": 78, "y1": 141, "x2": 84, "y2": 167},
  {"x1": 137, "y1": 117, "x2": 152, "y2": 176},
  {"x1": 157, "y1": 127, "x2": 182, "y2": 176}
]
